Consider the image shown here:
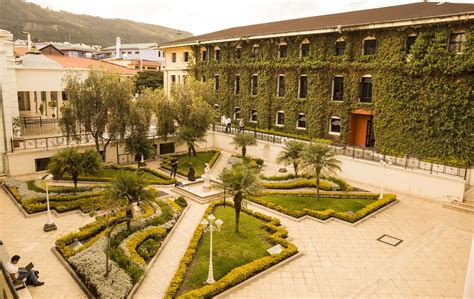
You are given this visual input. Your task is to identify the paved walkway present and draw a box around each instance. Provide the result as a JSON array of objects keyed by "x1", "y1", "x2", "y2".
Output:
[
  {"x1": 0, "y1": 187, "x2": 91, "y2": 298},
  {"x1": 134, "y1": 200, "x2": 207, "y2": 298},
  {"x1": 225, "y1": 183, "x2": 474, "y2": 299}
]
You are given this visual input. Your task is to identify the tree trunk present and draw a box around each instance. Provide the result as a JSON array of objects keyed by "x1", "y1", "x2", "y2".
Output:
[
  {"x1": 316, "y1": 169, "x2": 321, "y2": 199},
  {"x1": 94, "y1": 134, "x2": 101, "y2": 156},
  {"x1": 72, "y1": 171, "x2": 78, "y2": 192},
  {"x1": 234, "y1": 191, "x2": 242, "y2": 233},
  {"x1": 126, "y1": 206, "x2": 133, "y2": 231},
  {"x1": 242, "y1": 146, "x2": 246, "y2": 158},
  {"x1": 293, "y1": 162, "x2": 298, "y2": 176},
  {"x1": 191, "y1": 143, "x2": 197, "y2": 156},
  {"x1": 104, "y1": 228, "x2": 112, "y2": 279}
]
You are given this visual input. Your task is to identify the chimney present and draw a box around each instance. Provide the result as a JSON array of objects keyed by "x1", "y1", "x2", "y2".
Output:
[{"x1": 116, "y1": 36, "x2": 121, "y2": 59}]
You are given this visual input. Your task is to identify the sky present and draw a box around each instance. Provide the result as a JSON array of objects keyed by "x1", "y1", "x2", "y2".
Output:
[{"x1": 27, "y1": 0, "x2": 474, "y2": 35}]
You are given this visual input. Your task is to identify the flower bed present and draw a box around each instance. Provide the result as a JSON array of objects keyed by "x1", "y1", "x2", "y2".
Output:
[
  {"x1": 259, "y1": 174, "x2": 352, "y2": 191},
  {"x1": 248, "y1": 193, "x2": 397, "y2": 223},
  {"x1": 161, "y1": 150, "x2": 220, "y2": 178},
  {"x1": 166, "y1": 200, "x2": 298, "y2": 298}
]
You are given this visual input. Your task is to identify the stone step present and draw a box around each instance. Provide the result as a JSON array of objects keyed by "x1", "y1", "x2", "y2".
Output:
[{"x1": 443, "y1": 201, "x2": 474, "y2": 214}]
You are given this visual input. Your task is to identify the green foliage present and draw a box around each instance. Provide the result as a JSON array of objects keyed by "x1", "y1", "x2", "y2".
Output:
[
  {"x1": 175, "y1": 197, "x2": 188, "y2": 208},
  {"x1": 276, "y1": 140, "x2": 305, "y2": 175},
  {"x1": 261, "y1": 177, "x2": 334, "y2": 190},
  {"x1": 137, "y1": 237, "x2": 161, "y2": 262},
  {"x1": 231, "y1": 133, "x2": 257, "y2": 158},
  {"x1": 135, "y1": 71, "x2": 164, "y2": 92},
  {"x1": 193, "y1": 25, "x2": 474, "y2": 164},
  {"x1": 0, "y1": 0, "x2": 191, "y2": 46},
  {"x1": 161, "y1": 150, "x2": 220, "y2": 178}
]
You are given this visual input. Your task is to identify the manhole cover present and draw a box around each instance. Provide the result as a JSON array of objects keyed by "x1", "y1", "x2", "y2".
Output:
[{"x1": 377, "y1": 234, "x2": 403, "y2": 247}]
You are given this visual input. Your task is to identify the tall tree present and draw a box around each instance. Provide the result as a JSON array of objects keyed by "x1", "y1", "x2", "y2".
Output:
[
  {"x1": 48, "y1": 148, "x2": 101, "y2": 190},
  {"x1": 60, "y1": 69, "x2": 133, "y2": 160},
  {"x1": 107, "y1": 172, "x2": 154, "y2": 231},
  {"x1": 217, "y1": 163, "x2": 260, "y2": 233},
  {"x1": 135, "y1": 71, "x2": 164, "y2": 92},
  {"x1": 147, "y1": 89, "x2": 176, "y2": 140},
  {"x1": 300, "y1": 143, "x2": 341, "y2": 198},
  {"x1": 276, "y1": 140, "x2": 305, "y2": 175},
  {"x1": 232, "y1": 133, "x2": 257, "y2": 158}
]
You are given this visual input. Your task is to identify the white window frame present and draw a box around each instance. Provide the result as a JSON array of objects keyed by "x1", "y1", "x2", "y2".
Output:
[
  {"x1": 329, "y1": 116, "x2": 341, "y2": 135},
  {"x1": 276, "y1": 110, "x2": 285, "y2": 127},
  {"x1": 296, "y1": 113, "x2": 306, "y2": 130},
  {"x1": 278, "y1": 42, "x2": 288, "y2": 59},
  {"x1": 448, "y1": 31, "x2": 466, "y2": 54},
  {"x1": 235, "y1": 45, "x2": 242, "y2": 59},
  {"x1": 300, "y1": 39, "x2": 310, "y2": 58},
  {"x1": 234, "y1": 107, "x2": 241, "y2": 120},
  {"x1": 362, "y1": 36, "x2": 377, "y2": 56},
  {"x1": 359, "y1": 74, "x2": 373, "y2": 103},
  {"x1": 332, "y1": 75, "x2": 344, "y2": 102},
  {"x1": 251, "y1": 44, "x2": 260, "y2": 59},
  {"x1": 214, "y1": 46, "x2": 221, "y2": 61},
  {"x1": 251, "y1": 74, "x2": 258, "y2": 96},
  {"x1": 250, "y1": 109, "x2": 257, "y2": 123},
  {"x1": 277, "y1": 74, "x2": 285, "y2": 98}
]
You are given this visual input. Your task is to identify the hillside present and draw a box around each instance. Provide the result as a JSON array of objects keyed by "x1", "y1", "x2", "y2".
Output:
[{"x1": 0, "y1": 0, "x2": 192, "y2": 46}]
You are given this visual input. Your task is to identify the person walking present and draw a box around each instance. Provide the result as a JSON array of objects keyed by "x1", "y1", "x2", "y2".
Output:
[
  {"x1": 170, "y1": 156, "x2": 178, "y2": 178},
  {"x1": 225, "y1": 116, "x2": 232, "y2": 133},
  {"x1": 239, "y1": 118, "x2": 245, "y2": 133}
]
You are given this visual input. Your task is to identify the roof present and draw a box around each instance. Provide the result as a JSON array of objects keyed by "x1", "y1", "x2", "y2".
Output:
[
  {"x1": 45, "y1": 55, "x2": 138, "y2": 74},
  {"x1": 20, "y1": 54, "x2": 63, "y2": 68},
  {"x1": 103, "y1": 43, "x2": 158, "y2": 51},
  {"x1": 14, "y1": 46, "x2": 27, "y2": 57},
  {"x1": 163, "y1": 2, "x2": 474, "y2": 47}
]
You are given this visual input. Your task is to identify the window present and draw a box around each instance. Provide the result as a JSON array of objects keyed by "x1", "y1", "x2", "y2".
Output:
[
  {"x1": 298, "y1": 75, "x2": 307, "y2": 99},
  {"x1": 234, "y1": 107, "x2": 241, "y2": 120},
  {"x1": 202, "y1": 50, "x2": 207, "y2": 61},
  {"x1": 171, "y1": 75, "x2": 176, "y2": 84},
  {"x1": 405, "y1": 36, "x2": 417, "y2": 54},
  {"x1": 235, "y1": 47, "x2": 241, "y2": 60},
  {"x1": 201, "y1": 75, "x2": 206, "y2": 82},
  {"x1": 41, "y1": 91, "x2": 46, "y2": 102},
  {"x1": 127, "y1": 51, "x2": 132, "y2": 54},
  {"x1": 62, "y1": 91, "x2": 67, "y2": 102},
  {"x1": 363, "y1": 39, "x2": 377, "y2": 55},
  {"x1": 172, "y1": 53, "x2": 176, "y2": 62},
  {"x1": 184, "y1": 51, "x2": 189, "y2": 62},
  {"x1": 214, "y1": 75, "x2": 219, "y2": 92},
  {"x1": 215, "y1": 47, "x2": 221, "y2": 61},
  {"x1": 335, "y1": 41, "x2": 346, "y2": 56},
  {"x1": 449, "y1": 32, "x2": 466, "y2": 53},
  {"x1": 35, "y1": 158, "x2": 51, "y2": 172},
  {"x1": 277, "y1": 75, "x2": 285, "y2": 97},
  {"x1": 278, "y1": 44, "x2": 288, "y2": 58},
  {"x1": 251, "y1": 45, "x2": 259, "y2": 59},
  {"x1": 251, "y1": 75, "x2": 258, "y2": 96},
  {"x1": 332, "y1": 77, "x2": 344, "y2": 101},
  {"x1": 18, "y1": 91, "x2": 31, "y2": 111},
  {"x1": 135, "y1": 51, "x2": 139, "y2": 54},
  {"x1": 276, "y1": 111, "x2": 285, "y2": 126},
  {"x1": 360, "y1": 77, "x2": 372, "y2": 103},
  {"x1": 329, "y1": 117, "x2": 341, "y2": 135},
  {"x1": 300, "y1": 43, "x2": 310, "y2": 57},
  {"x1": 234, "y1": 75, "x2": 240, "y2": 94},
  {"x1": 250, "y1": 109, "x2": 257, "y2": 123},
  {"x1": 296, "y1": 113, "x2": 306, "y2": 129},
  {"x1": 158, "y1": 51, "x2": 161, "y2": 58}
]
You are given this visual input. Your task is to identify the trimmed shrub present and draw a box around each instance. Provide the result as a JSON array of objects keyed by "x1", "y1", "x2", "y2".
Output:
[
  {"x1": 261, "y1": 178, "x2": 334, "y2": 190},
  {"x1": 123, "y1": 226, "x2": 166, "y2": 269},
  {"x1": 175, "y1": 196, "x2": 188, "y2": 208}
]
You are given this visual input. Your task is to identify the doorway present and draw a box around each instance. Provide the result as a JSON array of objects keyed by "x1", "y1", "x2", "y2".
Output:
[{"x1": 348, "y1": 113, "x2": 374, "y2": 147}]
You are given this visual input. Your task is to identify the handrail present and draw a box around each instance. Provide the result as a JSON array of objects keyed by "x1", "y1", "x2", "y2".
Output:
[{"x1": 0, "y1": 261, "x2": 19, "y2": 299}]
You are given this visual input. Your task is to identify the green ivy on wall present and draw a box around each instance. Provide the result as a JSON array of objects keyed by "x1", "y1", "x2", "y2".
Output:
[{"x1": 190, "y1": 23, "x2": 473, "y2": 164}]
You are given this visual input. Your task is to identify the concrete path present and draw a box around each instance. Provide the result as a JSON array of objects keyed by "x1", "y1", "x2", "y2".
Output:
[
  {"x1": 133, "y1": 200, "x2": 207, "y2": 299},
  {"x1": 0, "y1": 187, "x2": 91, "y2": 299},
  {"x1": 224, "y1": 182, "x2": 474, "y2": 299}
]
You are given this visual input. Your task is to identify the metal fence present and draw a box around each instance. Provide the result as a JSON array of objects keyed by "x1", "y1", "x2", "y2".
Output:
[
  {"x1": 20, "y1": 117, "x2": 62, "y2": 136},
  {"x1": 212, "y1": 124, "x2": 468, "y2": 178}
]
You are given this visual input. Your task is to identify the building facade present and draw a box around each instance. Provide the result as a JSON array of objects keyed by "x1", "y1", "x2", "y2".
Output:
[
  {"x1": 161, "y1": 2, "x2": 474, "y2": 164},
  {"x1": 103, "y1": 41, "x2": 165, "y2": 65}
]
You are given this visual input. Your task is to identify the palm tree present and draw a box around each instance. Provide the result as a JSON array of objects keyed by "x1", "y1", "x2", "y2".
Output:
[
  {"x1": 124, "y1": 132, "x2": 155, "y2": 168},
  {"x1": 217, "y1": 163, "x2": 260, "y2": 233},
  {"x1": 48, "y1": 148, "x2": 101, "y2": 190},
  {"x1": 232, "y1": 133, "x2": 257, "y2": 158},
  {"x1": 300, "y1": 143, "x2": 341, "y2": 198},
  {"x1": 276, "y1": 140, "x2": 305, "y2": 175},
  {"x1": 176, "y1": 126, "x2": 204, "y2": 157},
  {"x1": 107, "y1": 171, "x2": 154, "y2": 231}
]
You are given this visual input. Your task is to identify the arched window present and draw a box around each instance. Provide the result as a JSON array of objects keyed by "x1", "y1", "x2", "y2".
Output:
[
  {"x1": 278, "y1": 42, "x2": 288, "y2": 58},
  {"x1": 296, "y1": 113, "x2": 306, "y2": 129},
  {"x1": 363, "y1": 36, "x2": 376, "y2": 56},
  {"x1": 276, "y1": 111, "x2": 285, "y2": 127},
  {"x1": 214, "y1": 46, "x2": 221, "y2": 61},
  {"x1": 329, "y1": 116, "x2": 341, "y2": 135},
  {"x1": 250, "y1": 109, "x2": 257, "y2": 123},
  {"x1": 405, "y1": 34, "x2": 417, "y2": 54},
  {"x1": 251, "y1": 44, "x2": 260, "y2": 59},
  {"x1": 235, "y1": 45, "x2": 242, "y2": 60},
  {"x1": 335, "y1": 37, "x2": 345, "y2": 56},
  {"x1": 234, "y1": 107, "x2": 241, "y2": 120},
  {"x1": 201, "y1": 47, "x2": 208, "y2": 61},
  {"x1": 300, "y1": 39, "x2": 310, "y2": 57},
  {"x1": 359, "y1": 75, "x2": 372, "y2": 103}
]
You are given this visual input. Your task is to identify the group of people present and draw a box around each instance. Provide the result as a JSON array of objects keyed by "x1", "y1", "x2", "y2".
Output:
[
  {"x1": 220, "y1": 115, "x2": 245, "y2": 133},
  {"x1": 168, "y1": 156, "x2": 196, "y2": 182}
]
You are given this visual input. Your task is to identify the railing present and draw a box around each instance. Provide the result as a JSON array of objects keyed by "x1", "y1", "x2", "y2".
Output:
[
  {"x1": 11, "y1": 134, "x2": 96, "y2": 151},
  {"x1": 20, "y1": 117, "x2": 62, "y2": 136},
  {"x1": 212, "y1": 124, "x2": 468, "y2": 178}
]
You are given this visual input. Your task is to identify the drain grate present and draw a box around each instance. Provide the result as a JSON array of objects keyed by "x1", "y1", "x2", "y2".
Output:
[{"x1": 377, "y1": 234, "x2": 403, "y2": 247}]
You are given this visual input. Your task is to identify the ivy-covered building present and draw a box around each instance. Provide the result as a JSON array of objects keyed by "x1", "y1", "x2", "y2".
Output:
[{"x1": 162, "y1": 2, "x2": 474, "y2": 163}]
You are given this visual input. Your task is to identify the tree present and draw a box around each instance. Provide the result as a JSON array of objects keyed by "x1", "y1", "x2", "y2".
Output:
[
  {"x1": 176, "y1": 126, "x2": 205, "y2": 157},
  {"x1": 124, "y1": 132, "x2": 155, "y2": 168},
  {"x1": 300, "y1": 143, "x2": 341, "y2": 198},
  {"x1": 217, "y1": 163, "x2": 260, "y2": 233},
  {"x1": 148, "y1": 89, "x2": 176, "y2": 140},
  {"x1": 107, "y1": 172, "x2": 154, "y2": 231},
  {"x1": 135, "y1": 71, "x2": 164, "y2": 92},
  {"x1": 276, "y1": 140, "x2": 305, "y2": 175},
  {"x1": 60, "y1": 69, "x2": 133, "y2": 160},
  {"x1": 48, "y1": 148, "x2": 101, "y2": 190},
  {"x1": 232, "y1": 133, "x2": 257, "y2": 158}
]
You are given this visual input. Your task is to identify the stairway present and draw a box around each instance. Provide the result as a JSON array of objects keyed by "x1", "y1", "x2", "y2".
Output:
[{"x1": 443, "y1": 198, "x2": 474, "y2": 215}]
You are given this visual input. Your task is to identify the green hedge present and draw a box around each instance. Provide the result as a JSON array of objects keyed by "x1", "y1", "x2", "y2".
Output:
[
  {"x1": 165, "y1": 200, "x2": 298, "y2": 298},
  {"x1": 20, "y1": 191, "x2": 105, "y2": 214},
  {"x1": 26, "y1": 180, "x2": 94, "y2": 194},
  {"x1": 261, "y1": 177, "x2": 334, "y2": 190},
  {"x1": 249, "y1": 193, "x2": 396, "y2": 223},
  {"x1": 260, "y1": 175, "x2": 352, "y2": 191}
]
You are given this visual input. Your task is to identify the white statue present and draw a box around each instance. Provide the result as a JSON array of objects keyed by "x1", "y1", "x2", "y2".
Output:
[{"x1": 203, "y1": 163, "x2": 211, "y2": 191}]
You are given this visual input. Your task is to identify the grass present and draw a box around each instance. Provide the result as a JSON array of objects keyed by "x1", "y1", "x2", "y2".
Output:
[
  {"x1": 258, "y1": 194, "x2": 376, "y2": 213},
  {"x1": 178, "y1": 206, "x2": 272, "y2": 294},
  {"x1": 162, "y1": 151, "x2": 218, "y2": 178},
  {"x1": 90, "y1": 168, "x2": 160, "y2": 181}
]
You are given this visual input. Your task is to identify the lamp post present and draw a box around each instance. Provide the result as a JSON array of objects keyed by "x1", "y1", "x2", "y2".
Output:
[
  {"x1": 43, "y1": 174, "x2": 57, "y2": 232},
  {"x1": 200, "y1": 214, "x2": 223, "y2": 285},
  {"x1": 379, "y1": 160, "x2": 392, "y2": 199}
]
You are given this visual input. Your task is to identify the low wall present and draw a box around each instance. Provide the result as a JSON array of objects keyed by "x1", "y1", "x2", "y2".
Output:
[{"x1": 206, "y1": 131, "x2": 467, "y2": 202}]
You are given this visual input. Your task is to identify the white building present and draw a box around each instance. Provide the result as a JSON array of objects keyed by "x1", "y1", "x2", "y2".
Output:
[{"x1": 102, "y1": 38, "x2": 165, "y2": 65}]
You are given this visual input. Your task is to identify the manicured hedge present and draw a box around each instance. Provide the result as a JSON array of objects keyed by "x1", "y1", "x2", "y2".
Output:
[
  {"x1": 20, "y1": 191, "x2": 105, "y2": 214},
  {"x1": 249, "y1": 193, "x2": 396, "y2": 223},
  {"x1": 26, "y1": 180, "x2": 94, "y2": 194},
  {"x1": 260, "y1": 175, "x2": 352, "y2": 191},
  {"x1": 261, "y1": 178, "x2": 334, "y2": 190},
  {"x1": 165, "y1": 200, "x2": 298, "y2": 298},
  {"x1": 125, "y1": 226, "x2": 166, "y2": 269}
]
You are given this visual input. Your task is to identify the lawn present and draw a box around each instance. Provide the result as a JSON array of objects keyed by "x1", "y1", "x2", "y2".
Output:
[
  {"x1": 178, "y1": 206, "x2": 272, "y2": 295},
  {"x1": 258, "y1": 194, "x2": 376, "y2": 213},
  {"x1": 162, "y1": 150, "x2": 219, "y2": 178},
  {"x1": 93, "y1": 168, "x2": 159, "y2": 181},
  {"x1": 67, "y1": 166, "x2": 175, "y2": 185}
]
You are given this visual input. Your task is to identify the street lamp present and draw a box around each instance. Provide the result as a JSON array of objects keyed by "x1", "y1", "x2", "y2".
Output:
[
  {"x1": 43, "y1": 174, "x2": 57, "y2": 232},
  {"x1": 200, "y1": 214, "x2": 223, "y2": 284},
  {"x1": 379, "y1": 160, "x2": 392, "y2": 199}
]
